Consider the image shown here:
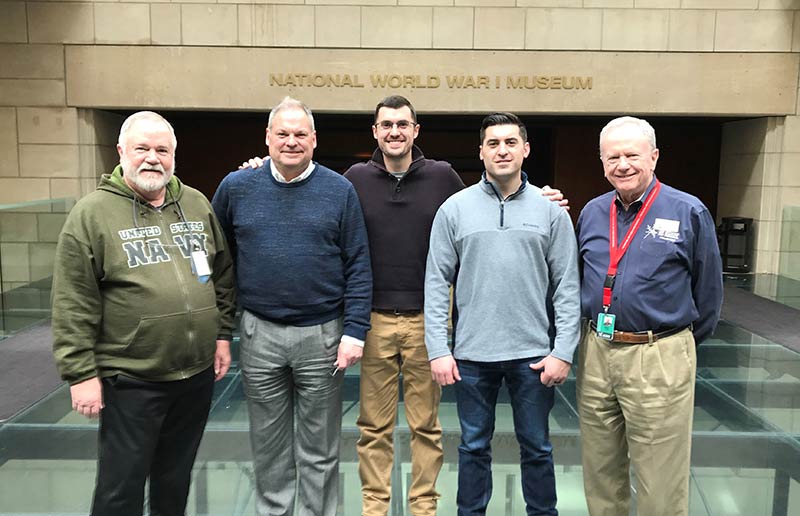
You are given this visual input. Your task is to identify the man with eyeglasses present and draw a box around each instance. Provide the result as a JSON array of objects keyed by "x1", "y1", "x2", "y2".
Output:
[
  {"x1": 343, "y1": 96, "x2": 463, "y2": 516},
  {"x1": 344, "y1": 97, "x2": 568, "y2": 516}
]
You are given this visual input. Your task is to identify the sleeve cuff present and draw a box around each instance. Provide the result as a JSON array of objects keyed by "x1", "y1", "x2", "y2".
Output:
[
  {"x1": 66, "y1": 372, "x2": 98, "y2": 386},
  {"x1": 426, "y1": 348, "x2": 452, "y2": 361},
  {"x1": 550, "y1": 348, "x2": 575, "y2": 365},
  {"x1": 341, "y1": 334, "x2": 364, "y2": 347}
]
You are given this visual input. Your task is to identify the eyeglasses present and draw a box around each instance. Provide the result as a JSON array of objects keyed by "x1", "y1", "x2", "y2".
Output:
[{"x1": 374, "y1": 120, "x2": 416, "y2": 131}]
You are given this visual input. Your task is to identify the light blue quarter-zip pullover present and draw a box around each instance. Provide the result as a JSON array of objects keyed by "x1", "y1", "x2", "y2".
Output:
[{"x1": 424, "y1": 172, "x2": 581, "y2": 363}]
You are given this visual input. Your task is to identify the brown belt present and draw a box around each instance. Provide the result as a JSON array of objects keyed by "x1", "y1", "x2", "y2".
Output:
[
  {"x1": 374, "y1": 308, "x2": 422, "y2": 316},
  {"x1": 589, "y1": 321, "x2": 689, "y2": 344}
]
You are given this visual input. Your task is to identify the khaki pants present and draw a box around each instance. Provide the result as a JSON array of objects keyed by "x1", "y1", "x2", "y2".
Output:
[
  {"x1": 357, "y1": 312, "x2": 443, "y2": 516},
  {"x1": 576, "y1": 326, "x2": 696, "y2": 516}
]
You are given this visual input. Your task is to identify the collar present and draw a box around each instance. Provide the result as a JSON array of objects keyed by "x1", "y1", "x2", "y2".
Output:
[
  {"x1": 615, "y1": 175, "x2": 658, "y2": 211},
  {"x1": 479, "y1": 170, "x2": 529, "y2": 199},
  {"x1": 270, "y1": 159, "x2": 315, "y2": 184},
  {"x1": 369, "y1": 145, "x2": 425, "y2": 175}
]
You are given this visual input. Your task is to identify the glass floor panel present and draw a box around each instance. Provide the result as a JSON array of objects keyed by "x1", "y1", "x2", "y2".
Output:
[
  {"x1": 1, "y1": 319, "x2": 798, "y2": 515},
  {"x1": 724, "y1": 273, "x2": 800, "y2": 311}
]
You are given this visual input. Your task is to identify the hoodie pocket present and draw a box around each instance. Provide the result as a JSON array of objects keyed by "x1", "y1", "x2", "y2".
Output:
[
  {"x1": 125, "y1": 312, "x2": 187, "y2": 358},
  {"x1": 187, "y1": 306, "x2": 221, "y2": 365},
  {"x1": 125, "y1": 307, "x2": 218, "y2": 364}
]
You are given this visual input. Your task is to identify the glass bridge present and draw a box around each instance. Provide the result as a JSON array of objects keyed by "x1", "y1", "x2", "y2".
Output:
[
  {"x1": 2, "y1": 188, "x2": 800, "y2": 516},
  {"x1": 0, "y1": 315, "x2": 798, "y2": 516}
]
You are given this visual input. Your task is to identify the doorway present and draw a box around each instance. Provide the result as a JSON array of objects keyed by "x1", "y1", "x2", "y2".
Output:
[{"x1": 140, "y1": 111, "x2": 724, "y2": 219}]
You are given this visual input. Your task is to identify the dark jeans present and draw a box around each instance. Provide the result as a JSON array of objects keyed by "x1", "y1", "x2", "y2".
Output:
[
  {"x1": 91, "y1": 366, "x2": 214, "y2": 516},
  {"x1": 455, "y1": 358, "x2": 557, "y2": 516}
]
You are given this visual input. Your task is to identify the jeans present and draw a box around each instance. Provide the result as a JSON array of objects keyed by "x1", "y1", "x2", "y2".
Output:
[{"x1": 455, "y1": 358, "x2": 557, "y2": 516}]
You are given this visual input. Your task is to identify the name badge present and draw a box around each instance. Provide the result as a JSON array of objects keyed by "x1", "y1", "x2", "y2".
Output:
[
  {"x1": 651, "y1": 218, "x2": 681, "y2": 242},
  {"x1": 191, "y1": 250, "x2": 211, "y2": 284},
  {"x1": 596, "y1": 312, "x2": 616, "y2": 341}
]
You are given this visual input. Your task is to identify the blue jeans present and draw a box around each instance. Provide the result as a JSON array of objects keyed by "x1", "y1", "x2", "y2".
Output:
[{"x1": 455, "y1": 358, "x2": 557, "y2": 516}]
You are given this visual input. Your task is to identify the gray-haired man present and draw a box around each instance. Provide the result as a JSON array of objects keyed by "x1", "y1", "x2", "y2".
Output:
[
  {"x1": 213, "y1": 97, "x2": 372, "y2": 516},
  {"x1": 52, "y1": 111, "x2": 236, "y2": 516}
]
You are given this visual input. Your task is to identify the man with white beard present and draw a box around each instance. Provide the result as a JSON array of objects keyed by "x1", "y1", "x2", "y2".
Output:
[{"x1": 51, "y1": 111, "x2": 236, "y2": 516}]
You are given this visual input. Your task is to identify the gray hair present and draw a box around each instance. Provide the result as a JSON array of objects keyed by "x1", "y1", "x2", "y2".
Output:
[
  {"x1": 118, "y1": 111, "x2": 177, "y2": 150},
  {"x1": 268, "y1": 96, "x2": 315, "y2": 131},
  {"x1": 599, "y1": 116, "x2": 656, "y2": 157}
]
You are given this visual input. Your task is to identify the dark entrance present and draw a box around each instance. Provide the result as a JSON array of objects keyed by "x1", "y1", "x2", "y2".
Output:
[{"x1": 141, "y1": 111, "x2": 724, "y2": 220}]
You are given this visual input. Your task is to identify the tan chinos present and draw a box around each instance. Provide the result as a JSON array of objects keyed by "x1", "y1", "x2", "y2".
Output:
[
  {"x1": 357, "y1": 311, "x2": 443, "y2": 516},
  {"x1": 577, "y1": 326, "x2": 697, "y2": 516}
]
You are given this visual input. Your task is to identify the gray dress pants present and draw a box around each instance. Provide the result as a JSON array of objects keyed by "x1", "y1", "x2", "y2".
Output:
[{"x1": 240, "y1": 310, "x2": 344, "y2": 516}]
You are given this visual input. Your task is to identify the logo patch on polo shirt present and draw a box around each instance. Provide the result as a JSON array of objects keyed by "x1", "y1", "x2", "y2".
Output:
[{"x1": 645, "y1": 218, "x2": 680, "y2": 242}]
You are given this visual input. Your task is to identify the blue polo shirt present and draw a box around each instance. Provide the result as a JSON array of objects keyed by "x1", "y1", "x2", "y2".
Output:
[{"x1": 576, "y1": 177, "x2": 723, "y2": 343}]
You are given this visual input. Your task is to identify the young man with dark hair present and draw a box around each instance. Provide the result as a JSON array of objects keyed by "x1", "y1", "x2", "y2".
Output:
[
  {"x1": 344, "y1": 95, "x2": 464, "y2": 516},
  {"x1": 425, "y1": 112, "x2": 580, "y2": 516}
]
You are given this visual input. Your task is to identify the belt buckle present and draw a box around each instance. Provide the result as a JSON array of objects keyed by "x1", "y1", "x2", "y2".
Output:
[
  {"x1": 378, "y1": 308, "x2": 416, "y2": 316},
  {"x1": 626, "y1": 330, "x2": 656, "y2": 344}
]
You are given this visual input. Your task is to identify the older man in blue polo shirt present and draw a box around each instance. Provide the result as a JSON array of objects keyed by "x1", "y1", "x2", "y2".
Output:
[{"x1": 575, "y1": 116, "x2": 723, "y2": 516}]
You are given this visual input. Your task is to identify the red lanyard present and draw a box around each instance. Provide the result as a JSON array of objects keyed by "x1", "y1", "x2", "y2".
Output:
[{"x1": 602, "y1": 180, "x2": 661, "y2": 311}]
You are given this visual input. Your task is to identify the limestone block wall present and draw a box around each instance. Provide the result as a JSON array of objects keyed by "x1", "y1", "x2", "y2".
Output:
[
  {"x1": 718, "y1": 118, "x2": 782, "y2": 275},
  {"x1": 1, "y1": 1, "x2": 797, "y2": 52},
  {"x1": 718, "y1": 109, "x2": 800, "y2": 276},
  {"x1": 0, "y1": 0, "x2": 799, "y2": 274},
  {"x1": 0, "y1": 198, "x2": 72, "y2": 296},
  {"x1": 779, "y1": 113, "x2": 800, "y2": 280},
  {"x1": 0, "y1": 102, "x2": 121, "y2": 204}
]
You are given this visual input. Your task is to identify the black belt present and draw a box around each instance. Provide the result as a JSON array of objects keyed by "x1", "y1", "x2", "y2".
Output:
[
  {"x1": 374, "y1": 309, "x2": 422, "y2": 316},
  {"x1": 589, "y1": 321, "x2": 689, "y2": 344}
]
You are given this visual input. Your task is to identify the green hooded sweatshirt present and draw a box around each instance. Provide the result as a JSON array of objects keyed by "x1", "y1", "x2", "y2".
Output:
[{"x1": 52, "y1": 166, "x2": 236, "y2": 385}]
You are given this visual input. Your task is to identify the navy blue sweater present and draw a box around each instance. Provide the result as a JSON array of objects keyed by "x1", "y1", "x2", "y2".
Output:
[{"x1": 212, "y1": 161, "x2": 372, "y2": 340}]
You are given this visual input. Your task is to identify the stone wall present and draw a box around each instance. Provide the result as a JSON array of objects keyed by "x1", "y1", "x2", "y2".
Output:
[
  {"x1": 1, "y1": 0, "x2": 799, "y2": 274},
  {"x1": 2, "y1": 2, "x2": 797, "y2": 52}
]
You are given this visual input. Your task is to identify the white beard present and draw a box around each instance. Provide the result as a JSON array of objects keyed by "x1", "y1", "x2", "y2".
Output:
[{"x1": 121, "y1": 159, "x2": 174, "y2": 193}]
